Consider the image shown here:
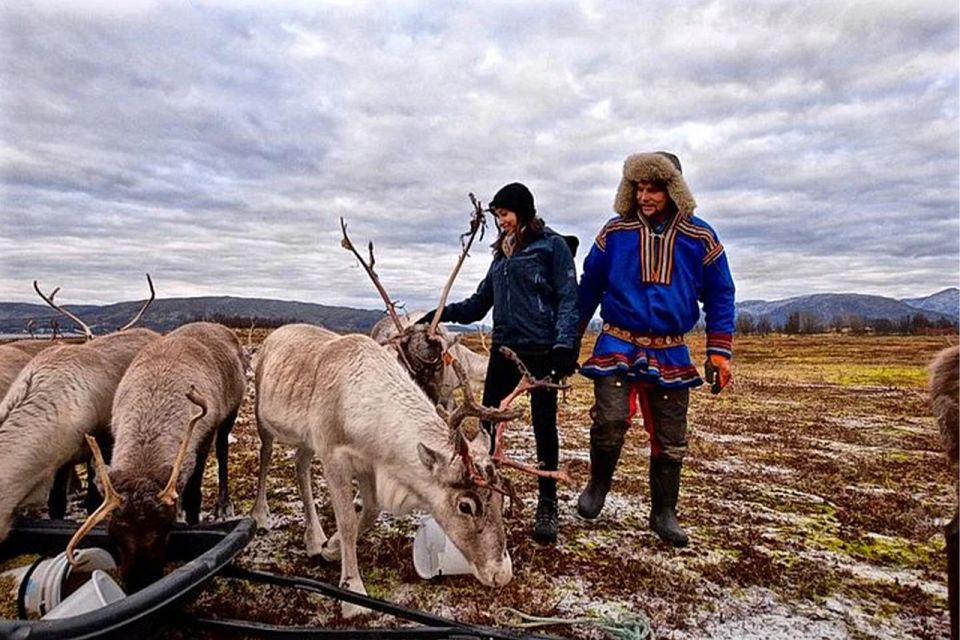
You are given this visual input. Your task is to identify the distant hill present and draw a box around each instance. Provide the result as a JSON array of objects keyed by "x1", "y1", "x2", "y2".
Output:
[
  {"x1": 900, "y1": 288, "x2": 959, "y2": 318},
  {"x1": 0, "y1": 296, "x2": 386, "y2": 335},
  {"x1": 735, "y1": 292, "x2": 956, "y2": 328}
]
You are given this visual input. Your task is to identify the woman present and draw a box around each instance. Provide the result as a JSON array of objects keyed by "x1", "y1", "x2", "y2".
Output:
[{"x1": 419, "y1": 182, "x2": 579, "y2": 544}]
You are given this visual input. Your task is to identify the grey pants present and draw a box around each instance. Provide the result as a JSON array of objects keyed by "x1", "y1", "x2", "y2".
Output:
[{"x1": 591, "y1": 374, "x2": 689, "y2": 462}]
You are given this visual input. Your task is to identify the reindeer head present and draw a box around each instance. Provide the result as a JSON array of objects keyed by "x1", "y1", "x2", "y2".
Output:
[
  {"x1": 105, "y1": 471, "x2": 179, "y2": 591},
  {"x1": 65, "y1": 386, "x2": 206, "y2": 592},
  {"x1": 416, "y1": 426, "x2": 512, "y2": 587}
]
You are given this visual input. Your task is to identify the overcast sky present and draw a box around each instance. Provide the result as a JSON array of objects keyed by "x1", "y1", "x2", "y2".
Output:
[{"x1": 1, "y1": 0, "x2": 957, "y2": 312}]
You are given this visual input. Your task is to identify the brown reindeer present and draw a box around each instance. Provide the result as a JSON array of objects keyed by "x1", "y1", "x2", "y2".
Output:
[
  {"x1": 66, "y1": 322, "x2": 246, "y2": 591},
  {"x1": 0, "y1": 278, "x2": 157, "y2": 537},
  {"x1": 929, "y1": 344, "x2": 958, "y2": 640}
]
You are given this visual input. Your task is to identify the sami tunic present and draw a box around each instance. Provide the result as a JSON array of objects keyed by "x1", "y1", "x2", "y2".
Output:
[{"x1": 577, "y1": 213, "x2": 735, "y2": 388}]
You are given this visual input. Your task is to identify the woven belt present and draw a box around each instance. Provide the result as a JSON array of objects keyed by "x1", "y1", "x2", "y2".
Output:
[{"x1": 602, "y1": 323, "x2": 684, "y2": 348}]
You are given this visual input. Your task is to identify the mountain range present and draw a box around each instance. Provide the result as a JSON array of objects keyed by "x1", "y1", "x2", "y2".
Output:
[{"x1": 0, "y1": 288, "x2": 956, "y2": 337}]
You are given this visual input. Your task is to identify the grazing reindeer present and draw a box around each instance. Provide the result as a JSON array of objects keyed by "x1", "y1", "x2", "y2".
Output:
[
  {"x1": 929, "y1": 345, "x2": 958, "y2": 640},
  {"x1": 341, "y1": 196, "x2": 487, "y2": 408},
  {"x1": 252, "y1": 325, "x2": 528, "y2": 618},
  {"x1": 252, "y1": 324, "x2": 568, "y2": 618},
  {"x1": 0, "y1": 279, "x2": 158, "y2": 539},
  {"x1": 66, "y1": 322, "x2": 246, "y2": 591}
]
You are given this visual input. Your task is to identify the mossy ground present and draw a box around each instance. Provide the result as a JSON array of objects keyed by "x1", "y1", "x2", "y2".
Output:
[{"x1": 7, "y1": 331, "x2": 954, "y2": 639}]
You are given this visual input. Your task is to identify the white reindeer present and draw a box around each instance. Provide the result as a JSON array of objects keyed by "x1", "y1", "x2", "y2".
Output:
[
  {"x1": 251, "y1": 324, "x2": 520, "y2": 618},
  {"x1": 66, "y1": 321, "x2": 247, "y2": 592}
]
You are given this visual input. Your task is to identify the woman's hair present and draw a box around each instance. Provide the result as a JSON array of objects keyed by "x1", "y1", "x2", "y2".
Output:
[{"x1": 492, "y1": 216, "x2": 545, "y2": 256}]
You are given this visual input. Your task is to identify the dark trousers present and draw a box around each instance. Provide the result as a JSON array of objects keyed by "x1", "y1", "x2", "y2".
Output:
[
  {"x1": 481, "y1": 348, "x2": 559, "y2": 501},
  {"x1": 592, "y1": 374, "x2": 689, "y2": 462}
]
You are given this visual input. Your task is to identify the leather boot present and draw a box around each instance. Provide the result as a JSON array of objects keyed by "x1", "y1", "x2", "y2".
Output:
[
  {"x1": 533, "y1": 496, "x2": 558, "y2": 545},
  {"x1": 577, "y1": 429, "x2": 624, "y2": 519},
  {"x1": 649, "y1": 457, "x2": 689, "y2": 547}
]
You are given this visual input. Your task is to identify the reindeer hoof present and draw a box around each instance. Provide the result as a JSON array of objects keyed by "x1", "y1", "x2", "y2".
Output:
[
  {"x1": 339, "y1": 579, "x2": 369, "y2": 619},
  {"x1": 320, "y1": 537, "x2": 341, "y2": 562},
  {"x1": 215, "y1": 500, "x2": 235, "y2": 520},
  {"x1": 251, "y1": 509, "x2": 271, "y2": 531},
  {"x1": 305, "y1": 533, "x2": 328, "y2": 558}
]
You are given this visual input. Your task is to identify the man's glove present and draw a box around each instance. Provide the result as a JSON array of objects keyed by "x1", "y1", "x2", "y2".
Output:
[
  {"x1": 550, "y1": 346, "x2": 579, "y2": 381},
  {"x1": 415, "y1": 309, "x2": 438, "y2": 325},
  {"x1": 704, "y1": 354, "x2": 732, "y2": 394}
]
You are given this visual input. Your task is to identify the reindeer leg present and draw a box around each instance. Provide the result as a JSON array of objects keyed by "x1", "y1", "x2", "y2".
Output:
[
  {"x1": 295, "y1": 447, "x2": 328, "y2": 557},
  {"x1": 214, "y1": 410, "x2": 238, "y2": 519},
  {"x1": 323, "y1": 470, "x2": 378, "y2": 561},
  {"x1": 48, "y1": 462, "x2": 72, "y2": 519},
  {"x1": 182, "y1": 439, "x2": 212, "y2": 525},
  {"x1": 322, "y1": 456, "x2": 368, "y2": 619},
  {"x1": 250, "y1": 420, "x2": 274, "y2": 530}
]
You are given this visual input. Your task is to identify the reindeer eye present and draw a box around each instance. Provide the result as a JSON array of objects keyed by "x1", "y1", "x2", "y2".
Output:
[{"x1": 457, "y1": 495, "x2": 479, "y2": 516}]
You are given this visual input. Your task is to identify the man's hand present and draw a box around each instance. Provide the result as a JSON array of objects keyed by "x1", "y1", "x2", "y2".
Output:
[
  {"x1": 704, "y1": 354, "x2": 731, "y2": 394},
  {"x1": 550, "y1": 346, "x2": 579, "y2": 381}
]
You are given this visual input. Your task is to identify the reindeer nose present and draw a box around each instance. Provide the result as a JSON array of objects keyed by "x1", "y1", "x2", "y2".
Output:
[{"x1": 493, "y1": 551, "x2": 513, "y2": 587}]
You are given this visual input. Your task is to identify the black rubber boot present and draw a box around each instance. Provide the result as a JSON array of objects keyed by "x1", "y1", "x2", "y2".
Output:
[
  {"x1": 649, "y1": 457, "x2": 689, "y2": 547},
  {"x1": 533, "y1": 497, "x2": 558, "y2": 545},
  {"x1": 577, "y1": 438, "x2": 623, "y2": 520}
]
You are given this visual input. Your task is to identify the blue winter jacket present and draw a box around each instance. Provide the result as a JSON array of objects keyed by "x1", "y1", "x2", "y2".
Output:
[{"x1": 440, "y1": 227, "x2": 579, "y2": 352}]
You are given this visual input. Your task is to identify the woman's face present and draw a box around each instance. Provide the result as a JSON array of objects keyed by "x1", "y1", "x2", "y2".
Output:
[{"x1": 494, "y1": 207, "x2": 519, "y2": 234}]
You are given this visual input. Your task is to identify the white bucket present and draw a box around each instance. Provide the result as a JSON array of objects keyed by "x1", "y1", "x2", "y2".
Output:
[
  {"x1": 42, "y1": 570, "x2": 126, "y2": 619},
  {"x1": 412, "y1": 516, "x2": 474, "y2": 579},
  {"x1": 19, "y1": 548, "x2": 118, "y2": 618}
]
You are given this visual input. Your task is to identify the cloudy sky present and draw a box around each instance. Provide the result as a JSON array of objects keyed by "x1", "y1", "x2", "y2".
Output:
[{"x1": 1, "y1": 0, "x2": 957, "y2": 312}]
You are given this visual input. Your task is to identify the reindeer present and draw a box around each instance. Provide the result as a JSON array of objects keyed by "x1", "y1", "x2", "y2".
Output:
[
  {"x1": 0, "y1": 279, "x2": 158, "y2": 539},
  {"x1": 341, "y1": 195, "x2": 487, "y2": 409},
  {"x1": 0, "y1": 346, "x2": 34, "y2": 401},
  {"x1": 65, "y1": 322, "x2": 246, "y2": 592},
  {"x1": 251, "y1": 323, "x2": 568, "y2": 618},
  {"x1": 370, "y1": 310, "x2": 489, "y2": 406},
  {"x1": 929, "y1": 344, "x2": 958, "y2": 640}
]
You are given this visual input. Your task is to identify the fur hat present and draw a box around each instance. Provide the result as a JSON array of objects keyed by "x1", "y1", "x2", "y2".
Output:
[
  {"x1": 613, "y1": 151, "x2": 697, "y2": 219},
  {"x1": 490, "y1": 182, "x2": 536, "y2": 223}
]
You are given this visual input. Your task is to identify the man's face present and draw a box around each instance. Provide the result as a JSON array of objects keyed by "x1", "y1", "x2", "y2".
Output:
[
  {"x1": 494, "y1": 207, "x2": 518, "y2": 234},
  {"x1": 635, "y1": 181, "x2": 669, "y2": 219}
]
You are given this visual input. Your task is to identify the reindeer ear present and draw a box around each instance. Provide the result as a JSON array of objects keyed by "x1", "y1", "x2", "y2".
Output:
[{"x1": 417, "y1": 443, "x2": 445, "y2": 473}]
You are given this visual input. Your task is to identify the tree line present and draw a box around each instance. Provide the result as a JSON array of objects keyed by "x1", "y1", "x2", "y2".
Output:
[{"x1": 735, "y1": 311, "x2": 958, "y2": 336}]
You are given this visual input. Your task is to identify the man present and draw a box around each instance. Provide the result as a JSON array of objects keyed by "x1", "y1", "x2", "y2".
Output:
[{"x1": 576, "y1": 151, "x2": 735, "y2": 547}]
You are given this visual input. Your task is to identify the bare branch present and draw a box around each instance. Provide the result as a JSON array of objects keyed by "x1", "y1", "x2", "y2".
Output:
[
  {"x1": 157, "y1": 386, "x2": 208, "y2": 506},
  {"x1": 66, "y1": 435, "x2": 122, "y2": 566},
  {"x1": 33, "y1": 280, "x2": 94, "y2": 341},
  {"x1": 116, "y1": 273, "x2": 156, "y2": 332},
  {"x1": 429, "y1": 194, "x2": 487, "y2": 336},
  {"x1": 339, "y1": 217, "x2": 404, "y2": 333}
]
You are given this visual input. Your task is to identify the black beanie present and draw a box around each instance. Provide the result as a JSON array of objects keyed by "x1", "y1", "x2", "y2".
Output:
[{"x1": 490, "y1": 183, "x2": 536, "y2": 222}]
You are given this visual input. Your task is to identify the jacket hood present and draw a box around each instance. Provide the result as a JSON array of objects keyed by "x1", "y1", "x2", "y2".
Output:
[{"x1": 613, "y1": 152, "x2": 697, "y2": 219}]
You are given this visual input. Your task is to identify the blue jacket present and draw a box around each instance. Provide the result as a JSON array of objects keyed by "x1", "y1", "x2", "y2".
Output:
[
  {"x1": 578, "y1": 213, "x2": 735, "y2": 387},
  {"x1": 441, "y1": 227, "x2": 579, "y2": 352}
]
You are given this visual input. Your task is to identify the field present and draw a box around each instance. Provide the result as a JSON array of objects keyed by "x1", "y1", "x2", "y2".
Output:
[{"x1": 46, "y1": 333, "x2": 960, "y2": 638}]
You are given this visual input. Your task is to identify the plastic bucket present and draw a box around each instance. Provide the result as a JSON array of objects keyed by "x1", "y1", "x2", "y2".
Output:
[
  {"x1": 42, "y1": 570, "x2": 126, "y2": 619},
  {"x1": 412, "y1": 516, "x2": 473, "y2": 579},
  {"x1": 18, "y1": 548, "x2": 118, "y2": 618}
]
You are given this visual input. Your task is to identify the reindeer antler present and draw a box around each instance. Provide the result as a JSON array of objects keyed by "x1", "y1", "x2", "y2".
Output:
[
  {"x1": 340, "y1": 217, "x2": 405, "y2": 333},
  {"x1": 66, "y1": 435, "x2": 122, "y2": 567},
  {"x1": 158, "y1": 386, "x2": 208, "y2": 506},
  {"x1": 116, "y1": 273, "x2": 156, "y2": 332},
  {"x1": 33, "y1": 280, "x2": 94, "y2": 341},
  {"x1": 429, "y1": 194, "x2": 487, "y2": 336}
]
